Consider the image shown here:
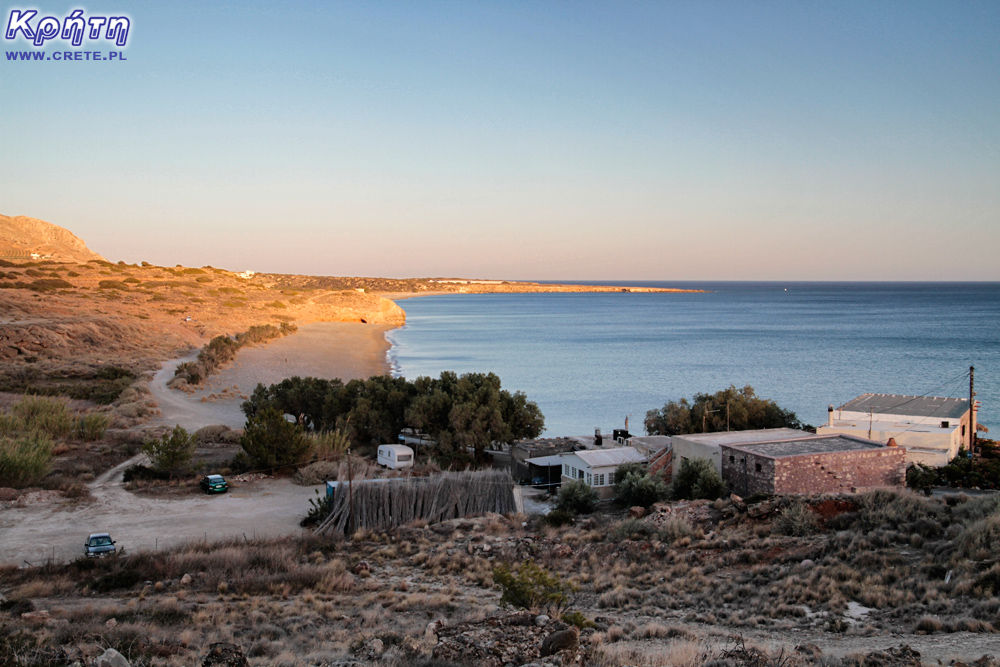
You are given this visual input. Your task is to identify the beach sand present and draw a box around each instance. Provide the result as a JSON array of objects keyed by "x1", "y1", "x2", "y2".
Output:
[{"x1": 149, "y1": 322, "x2": 394, "y2": 429}]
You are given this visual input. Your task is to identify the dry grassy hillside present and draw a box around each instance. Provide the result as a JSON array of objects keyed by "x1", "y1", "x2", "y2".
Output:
[{"x1": 0, "y1": 215, "x2": 106, "y2": 264}]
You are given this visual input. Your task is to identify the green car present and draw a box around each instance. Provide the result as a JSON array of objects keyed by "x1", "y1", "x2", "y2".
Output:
[{"x1": 199, "y1": 474, "x2": 228, "y2": 494}]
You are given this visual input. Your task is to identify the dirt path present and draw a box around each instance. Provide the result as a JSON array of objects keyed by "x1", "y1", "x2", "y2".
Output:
[{"x1": 0, "y1": 453, "x2": 323, "y2": 566}]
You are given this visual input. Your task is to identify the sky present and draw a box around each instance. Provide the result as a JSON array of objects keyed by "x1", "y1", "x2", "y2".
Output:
[{"x1": 1, "y1": 1, "x2": 998, "y2": 281}]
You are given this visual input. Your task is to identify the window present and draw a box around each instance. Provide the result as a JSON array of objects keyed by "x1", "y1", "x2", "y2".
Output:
[
  {"x1": 597, "y1": 474, "x2": 605, "y2": 486},
  {"x1": 397, "y1": 455, "x2": 412, "y2": 462},
  {"x1": 608, "y1": 472, "x2": 615, "y2": 485},
  {"x1": 579, "y1": 468, "x2": 584, "y2": 480},
  {"x1": 755, "y1": 463, "x2": 762, "y2": 473},
  {"x1": 941, "y1": 421, "x2": 950, "y2": 429},
  {"x1": 563, "y1": 464, "x2": 569, "y2": 476},
  {"x1": 729, "y1": 455, "x2": 735, "y2": 463},
  {"x1": 586, "y1": 473, "x2": 592, "y2": 486}
]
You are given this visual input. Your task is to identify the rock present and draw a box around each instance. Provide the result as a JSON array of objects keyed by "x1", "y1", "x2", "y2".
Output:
[
  {"x1": 105, "y1": 618, "x2": 118, "y2": 628},
  {"x1": 859, "y1": 645, "x2": 921, "y2": 667},
  {"x1": 368, "y1": 639, "x2": 384, "y2": 656},
  {"x1": 539, "y1": 627, "x2": 579, "y2": 657},
  {"x1": 795, "y1": 644, "x2": 823, "y2": 659},
  {"x1": 180, "y1": 573, "x2": 193, "y2": 586},
  {"x1": 353, "y1": 561, "x2": 371, "y2": 575},
  {"x1": 534, "y1": 615, "x2": 550, "y2": 627},
  {"x1": 94, "y1": 648, "x2": 131, "y2": 667},
  {"x1": 629, "y1": 506, "x2": 647, "y2": 518},
  {"x1": 202, "y1": 643, "x2": 249, "y2": 667},
  {"x1": 729, "y1": 493, "x2": 747, "y2": 511},
  {"x1": 552, "y1": 544, "x2": 572, "y2": 558},
  {"x1": 800, "y1": 559, "x2": 814, "y2": 568}
]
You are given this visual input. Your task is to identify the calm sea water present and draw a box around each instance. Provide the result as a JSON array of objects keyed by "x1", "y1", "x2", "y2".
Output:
[{"x1": 386, "y1": 282, "x2": 1000, "y2": 438}]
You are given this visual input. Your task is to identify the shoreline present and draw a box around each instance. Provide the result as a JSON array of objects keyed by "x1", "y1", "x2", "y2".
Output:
[{"x1": 148, "y1": 322, "x2": 394, "y2": 429}]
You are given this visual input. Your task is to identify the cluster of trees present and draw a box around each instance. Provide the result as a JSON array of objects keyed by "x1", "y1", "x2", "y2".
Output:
[
  {"x1": 239, "y1": 371, "x2": 544, "y2": 467},
  {"x1": 645, "y1": 385, "x2": 805, "y2": 436},
  {"x1": 173, "y1": 323, "x2": 297, "y2": 386},
  {"x1": 908, "y1": 442, "x2": 1000, "y2": 493}
]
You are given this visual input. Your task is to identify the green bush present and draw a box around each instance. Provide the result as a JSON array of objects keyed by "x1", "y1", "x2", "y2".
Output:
[
  {"x1": 143, "y1": 425, "x2": 196, "y2": 479},
  {"x1": 907, "y1": 463, "x2": 936, "y2": 495},
  {"x1": 11, "y1": 396, "x2": 73, "y2": 439},
  {"x1": 241, "y1": 406, "x2": 311, "y2": 471},
  {"x1": 543, "y1": 508, "x2": 575, "y2": 527},
  {"x1": 561, "y1": 610, "x2": 596, "y2": 629},
  {"x1": 75, "y1": 413, "x2": 110, "y2": 442},
  {"x1": 669, "y1": 457, "x2": 725, "y2": 500},
  {"x1": 0, "y1": 432, "x2": 53, "y2": 488},
  {"x1": 773, "y1": 501, "x2": 820, "y2": 536},
  {"x1": 556, "y1": 479, "x2": 597, "y2": 514},
  {"x1": 614, "y1": 462, "x2": 669, "y2": 508},
  {"x1": 492, "y1": 560, "x2": 574, "y2": 614}
]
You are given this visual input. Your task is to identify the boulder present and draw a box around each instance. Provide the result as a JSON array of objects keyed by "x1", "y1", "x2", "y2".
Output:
[
  {"x1": 202, "y1": 643, "x2": 249, "y2": 667},
  {"x1": 534, "y1": 615, "x2": 550, "y2": 627},
  {"x1": 94, "y1": 648, "x2": 130, "y2": 667},
  {"x1": 539, "y1": 627, "x2": 579, "y2": 657}
]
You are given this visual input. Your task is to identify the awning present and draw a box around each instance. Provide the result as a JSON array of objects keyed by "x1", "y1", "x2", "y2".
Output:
[{"x1": 525, "y1": 455, "x2": 564, "y2": 466}]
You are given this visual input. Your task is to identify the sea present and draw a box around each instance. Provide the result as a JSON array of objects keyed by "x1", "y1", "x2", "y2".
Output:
[{"x1": 386, "y1": 282, "x2": 1000, "y2": 438}]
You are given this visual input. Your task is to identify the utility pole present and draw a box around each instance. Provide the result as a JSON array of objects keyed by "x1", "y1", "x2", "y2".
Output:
[
  {"x1": 726, "y1": 403, "x2": 731, "y2": 432},
  {"x1": 703, "y1": 407, "x2": 719, "y2": 433},
  {"x1": 970, "y1": 366, "x2": 976, "y2": 454}
]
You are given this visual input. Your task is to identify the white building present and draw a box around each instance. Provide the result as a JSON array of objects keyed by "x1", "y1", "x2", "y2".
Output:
[
  {"x1": 559, "y1": 447, "x2": 646, "y2": 499},
  {"x1": 672, "y1": 428, "x2": 812, "y2": 474},
  {"x1": 818, "y1": 394, "x2": 973, "y2": 467}
]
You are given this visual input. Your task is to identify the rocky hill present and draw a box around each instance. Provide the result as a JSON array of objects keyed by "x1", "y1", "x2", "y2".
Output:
[{"x1": 0, "y1": 214, "x2": 106, "y2": 263}]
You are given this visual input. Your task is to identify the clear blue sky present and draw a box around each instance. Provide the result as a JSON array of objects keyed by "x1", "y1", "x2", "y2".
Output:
[{"x1": 2, "y1": 1, "x2": 998, "y2": 280}]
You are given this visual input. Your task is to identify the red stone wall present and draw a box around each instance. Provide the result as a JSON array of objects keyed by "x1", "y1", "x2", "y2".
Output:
[{"x1": 721, "y1": 445, "x2": 906, "y2": 496}]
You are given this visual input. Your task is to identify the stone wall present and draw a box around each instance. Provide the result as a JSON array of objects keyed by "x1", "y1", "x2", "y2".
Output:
[{"x1": 721, "y1": 445, "x2": 906, "y2": 496}]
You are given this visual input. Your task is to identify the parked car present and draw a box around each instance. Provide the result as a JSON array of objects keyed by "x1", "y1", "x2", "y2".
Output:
[
  {"x1": 199, "y1": 474, "x2": 229, "y2": 494},
  {"x1": 85, "y1": 533, "x2": 116, "y2": 558}
]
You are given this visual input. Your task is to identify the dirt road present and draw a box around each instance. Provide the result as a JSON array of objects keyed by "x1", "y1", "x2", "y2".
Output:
[{"x1": 0, "y1": 455, "x2": 323, "y2": 566}]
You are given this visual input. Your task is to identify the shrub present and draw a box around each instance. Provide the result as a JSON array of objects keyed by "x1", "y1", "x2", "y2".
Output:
[
  {"x1": 856, "y1": 489, "x2": 939, "y2": 531},
  {"x1": 492, "y1": 560, "x2": 574, "y2": 614},
  {"x1": 543, "y1": 508, "x2": 575, "y2": 527},
  {"x1": 562, "y1": 610, "x2": 596, "y2": 629},
  {"x1": 907, "y1": 463, "x2": 936, "y2": 495},
  {"x1": 607, "y1": 518, "x2": 656, "y2": 542},
  {"x1": 0, "y1": 432, "x2": 53, "y2": 488},
  {"x1": 241, "y1": 406, "x2": 311, "y2": 471},
  {"x1": 143, "y1": 425, "x2": 196, "y2": 479},
  {"x1": 308, "y1": 429, "x2": 350, "y2": 459},
  {"x1": 11, "y1": 396, "x2": 73, "y2": 439},
  {"x1": 75, "y1": 413, "x2": 110, "y2": 442},
  {"x1": 614, "y1": 463, "x2": 669, "y2": 508},
  {"x1": 773, "y1": 501, "x2": 820, "y2": 536},
  {"x1": 669, "y1": 457, "x2": 725, "y2": 500},
  {"x1": 960, "y1": 515, "x2": 1000, "y2": 561},
  {"x1": 122, "y1": 463, "x2": 170, "y2": 483},
  {"x1": 557, "y1": 479, "x2": 598, "y2": 514},
  {"x1": 951, "y1": 493, "x2": 1000, "y2": 524}
]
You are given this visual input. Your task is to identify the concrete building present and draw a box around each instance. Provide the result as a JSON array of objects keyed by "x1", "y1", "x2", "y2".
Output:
[
  {"x1": 511, "y1": 437, "x2": 579, "y2": 482},
  {"x1": 721, "y1": 434, "x2": 906, "y2": 496},
  {"x1": 559, "y1": 447, "x2": 646, "y2": 500},
  {"x1": 818, "y1": 394, "x2": 973, "y2": 467},
  {"x1": 672, "y1": 428, "x2": 813, "y2": 474}
]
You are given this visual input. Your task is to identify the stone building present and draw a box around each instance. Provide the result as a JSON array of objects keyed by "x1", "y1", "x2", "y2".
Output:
[{"x1": 720, "y1": 434, "x2": 906, "y2": 496}]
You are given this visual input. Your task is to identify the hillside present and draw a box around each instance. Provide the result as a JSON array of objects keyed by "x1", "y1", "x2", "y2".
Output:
[{"x1": 0, "y1": 214, "x2": 106, "y2": 263}]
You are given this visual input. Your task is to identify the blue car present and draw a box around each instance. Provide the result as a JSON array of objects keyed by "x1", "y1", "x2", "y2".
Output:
[{"x1": 85, "y1": 533, "x2": 116, "y2": 558}]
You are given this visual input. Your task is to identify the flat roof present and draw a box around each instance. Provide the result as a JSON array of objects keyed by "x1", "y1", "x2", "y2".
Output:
[
  {"x1": 725, "y1": 435, "x2": 885, "y2": 458},
  {"x1": 525, "y1": 455, "x2": 565, "y2": 467},
  {"x1": 838, "y1": 394, "x2": 968, "y2": 420},
  {"x1": 673, "y1": 428, "x2": 812, "y2": 446},
  {"x1": 826, "y1": 419, "x2": 956, "y2": 434},
  {"x1": 561, "y1": 447, "x2": 646, "y2": 468}
]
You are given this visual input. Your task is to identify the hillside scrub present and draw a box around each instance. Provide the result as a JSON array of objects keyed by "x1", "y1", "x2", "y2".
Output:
[
  {"x1": 171, "y1": 322, "x2": 297, "y2": 387},
  {"x1": 0, "y1": 431, "x2": 52, "y2": 487},
  {"x1": 557, "y1": 479, "x2": 598, "y2": 514},
  {"x1": 613, "y1": 461, "x2": 670, "y2": 508},
  {"x1": 669, "y1": 457, "x2": 726, "y2": 500}
]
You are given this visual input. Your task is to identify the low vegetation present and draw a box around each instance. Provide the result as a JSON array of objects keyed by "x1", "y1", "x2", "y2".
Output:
[{"x1": 171, "y1": 323, "x2": 297, "y2": 387}]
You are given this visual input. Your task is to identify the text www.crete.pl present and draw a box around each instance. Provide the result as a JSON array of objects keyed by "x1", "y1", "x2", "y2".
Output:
[{"x1": 5, "y1": 50, "x2": 125, "y2": 61}]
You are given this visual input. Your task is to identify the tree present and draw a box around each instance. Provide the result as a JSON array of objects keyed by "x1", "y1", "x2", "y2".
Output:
[
  {"x1": 493, "y1": 560, "x2": 574, "y2": 614},
  {"x1": 613, "y1": 461, "x2": 669, "y2": 508},
  {"x1": 645, "y1": 385, "x2": 803, "y2": 436},
  {"x1": 669, "y1": 457, "x2": 726, "y2": 500},
  {"x1": 240, "y1": 406, "x2": 311, "y2": 471},
  {"x1": 143, "y1": 425, "x2": 195, "y2": 479},
  {"x1": 406, "y1": 371, "x2": 544, "y2": 464}
]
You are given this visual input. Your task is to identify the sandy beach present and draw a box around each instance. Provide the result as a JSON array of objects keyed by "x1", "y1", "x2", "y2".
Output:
[{"x1": 149, "y1": 322, "x2": 394, "y2": 429}]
